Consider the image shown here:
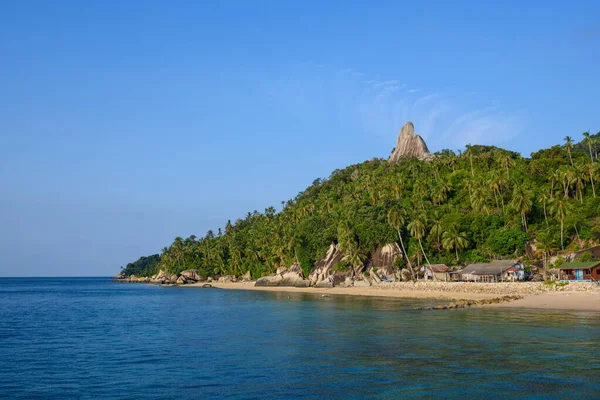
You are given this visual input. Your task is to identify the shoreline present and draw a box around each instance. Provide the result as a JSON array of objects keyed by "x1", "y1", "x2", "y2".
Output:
[{"x1": 182, "y1": 281, "x2": 600, "y2": 312}]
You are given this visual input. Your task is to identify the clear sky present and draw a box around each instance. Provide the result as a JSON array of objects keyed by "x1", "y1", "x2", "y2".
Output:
[{"x1": 1, "y1": 1, "x2": 599, "y2": 277}]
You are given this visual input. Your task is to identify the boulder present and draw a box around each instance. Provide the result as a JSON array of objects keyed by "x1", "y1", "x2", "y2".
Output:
[
  {"x1": 242, "y1": 271, "x2": 252, "y2": 281},
  {"x1": 255, "y1": 262, "x2": 310, "y2": 287},
  {"x1": 207, "y1": 277, "x2": 213, "y2": 282},
  {"x1": 370, "y1": 243, "x2": 402, "y2": 280},
  {"x1": 180, "y1": 269, "x2": 202, "y2": 282},
  {"x1": 353, "y1": 280, "x2": 372, "y2": 287},
  {"x1": 218, "y1": 275, "x2": 233, "y2": 283},
  {"x1": 388, "y1": 122, "x2": 433, "y2": 163},
  {"x1": 400, "y1": 269, "x2": 413, "y2": 281},
  {"x1": 309, "y1": 243, "x2": 348, "y2": 286},
  {"x1": 170, "y1": 274, "x2": 178, "y2": 283},
  {"x1": 176, "y1": 276, "x2": 187, "y2": 285}
]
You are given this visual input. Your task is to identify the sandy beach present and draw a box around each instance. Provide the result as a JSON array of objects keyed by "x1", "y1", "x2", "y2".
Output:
[
  {"x1": 497, "y1": 291, "x2": 600, "y2": 311},
  {"x1": 185, "y1": 281, "x2": 600, "y2": 311}
]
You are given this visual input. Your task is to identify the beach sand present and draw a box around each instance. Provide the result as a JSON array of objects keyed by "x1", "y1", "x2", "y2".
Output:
[
  {"x1": 497, "y1": 291, "x2": 600, "y2": 311},
  {"x1": 188, "y1": 281, "x2": 510, "y2": 301},
  {"x1": 186, "y1": 281, "x2": 600, "y2": 312}
]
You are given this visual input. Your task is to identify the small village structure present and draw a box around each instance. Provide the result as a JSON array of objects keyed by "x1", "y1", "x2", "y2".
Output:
[
  {"x1": 452, "y1": 260, "x2": 524, "y2": 282},
  {"x1": 556, "y1": 261, "x2": 600, "y2": 282},
  {"x1": 421, "y1": 264, "x2": 451, "y2": 281}
]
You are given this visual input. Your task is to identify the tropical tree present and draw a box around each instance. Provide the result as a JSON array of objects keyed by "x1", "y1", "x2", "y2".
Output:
[
  {"x1": 499, "y1": 154, "x2": 516, "y2": 180},
  {"x1": 408, "y1": 212, "x2": 431, "y2": 267},
  {"x1": 510, "y1": 187, "x2": 532, "y2": 232},
  {"x1": 387, "y1": 209, "x2": 415, "y2": 279},
  {"x1": 564, "y1": 136, "x2": 574, "y2": 166},
  {"x1": 549, "y1": 197, "x2": 569, "y2": 251},
  {"x1": 442, "y1": 225, "x2": 469, "y2": 263},
  {"x1": 583, "y1": 131, "x2": 594, "y2": 163},
  {"x1": 536, "y1": 230, "x2": 556, "y2": 280}
]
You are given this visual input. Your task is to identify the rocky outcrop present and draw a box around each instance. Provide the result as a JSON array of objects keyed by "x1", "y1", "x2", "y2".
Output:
[
  {"x1": 309, "y1": 243, "x2": 348, "y2": 287},
  {"x1": 370, "y1": 243, "x2": 402, "y2": 280},
  {"x1": 255, "y1": 262, "x2": 310, "y2": 287},
  {"x1": 180, "y1": 269, "x2": 203, "y2": 281},
  {"x1": 388, "y1": 122, "x2": 433, "y2": 162},
  {"x1": 119, "y1": 274, "x2": 150, "y2": 283}
]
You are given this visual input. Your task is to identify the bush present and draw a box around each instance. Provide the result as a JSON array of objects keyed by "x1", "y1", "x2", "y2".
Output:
[{"x1": 485, "y1": 228, "x2": 531, "y2": 257}]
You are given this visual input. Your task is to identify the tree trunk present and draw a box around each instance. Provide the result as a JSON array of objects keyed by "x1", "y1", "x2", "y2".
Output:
[
  {"x1": 418, "y1": 238, "x2": 431, "y2": 267},
  {"x1": 560, "y1": 220, "x2": 564, "y2": 251},
  {"x1": 543, "y1": 203, "x2": 548, "y2": 225},
  {"x1": 397, "y1": 229, "x2": 415, "y2": 281}
]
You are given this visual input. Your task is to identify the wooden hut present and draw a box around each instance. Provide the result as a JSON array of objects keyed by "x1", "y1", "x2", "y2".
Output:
[
  {"x1": 453, "y1": 260, "x2": 522, "y2": 282},
  {"x1": 556, "y1": 261, "x2": 600, "y2": 282},
  {"x1": 421, "y1": 264, "x2": 451, "y2": 281}
]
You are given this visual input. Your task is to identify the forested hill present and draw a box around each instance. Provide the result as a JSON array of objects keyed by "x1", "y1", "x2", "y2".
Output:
[{"x1": 119, "y1": 130, "x2": 600, "y2": 279}]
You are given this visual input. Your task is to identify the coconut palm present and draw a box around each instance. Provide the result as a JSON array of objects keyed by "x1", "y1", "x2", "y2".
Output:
[
  {"x1": 499, "y1": 154, "x2": 516, "y2": 180},
  {"x1": 538, "y1": 190, "x2": 550, "y2": 226},
  {"x1": 387, "y1": 209, "x2": 415, "y2": 279},
  {"x1": 585, "y1": 161, "x2": 596, "y2": 198},
  {"x1": 583, "y1": 131, "x2": 594, "y2": 163},
  {"x1": 536, "y1": 230, "x2": 556, "y2": 280},
  {"x1": 429, "y1": 211, "x2": 444, "y2": 250},
  {"x1": 549, "y1": 197, "x2": 569, "y2": 251},
  {"x1": 408, "y1": 212, "x2": 431, "y2": 267},
  {"x1": 564, "y1": 136, "x2": 574, "y2": 166},
  {"x1": 466, "y1": 144, "x2": 475, "y2": 177},
  {"x1": 510, "y1": 187, "x2": 532, "y2": 232},
  {"x1": 442, "y1": 225, "x2": 469, "y2": 263}
]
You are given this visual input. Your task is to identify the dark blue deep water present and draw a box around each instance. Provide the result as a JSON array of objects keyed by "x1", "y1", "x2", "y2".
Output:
[{"x1": 1, "y1": 278, "x2": 599, "y2": 399}]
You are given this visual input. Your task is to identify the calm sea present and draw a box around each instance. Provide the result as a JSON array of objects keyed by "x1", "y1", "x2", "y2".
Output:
[{"x1": 0, "y1": 278, "x2": 599, "y2": 399}]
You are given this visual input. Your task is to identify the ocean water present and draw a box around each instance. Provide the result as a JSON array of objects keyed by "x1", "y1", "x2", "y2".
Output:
[{"x1": 0, "y1": 278, "x2": 599, "y2": 399}]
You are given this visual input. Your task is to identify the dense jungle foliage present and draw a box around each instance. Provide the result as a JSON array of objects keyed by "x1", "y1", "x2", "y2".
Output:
[
  {"x1": 122, "y1": 132, "x2": 600, "y2": 279},
  {"x1": 120, "y1": 254, "x2": 161, "y2": 277}
]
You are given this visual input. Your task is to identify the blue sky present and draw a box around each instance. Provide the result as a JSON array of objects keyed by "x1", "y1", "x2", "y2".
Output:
[{"x1": 1, "y1": 1, "x2": 599, "y2": 276}]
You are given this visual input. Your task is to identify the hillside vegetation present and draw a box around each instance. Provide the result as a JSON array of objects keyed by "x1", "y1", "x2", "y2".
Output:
[{"x1": 121, "y1": 132, "x2": 600, "y2": 279}]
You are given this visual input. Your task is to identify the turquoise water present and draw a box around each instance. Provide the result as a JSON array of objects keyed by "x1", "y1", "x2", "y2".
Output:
[{"x1": 0, "y1": 278, "x2": 599, "y2": 399}]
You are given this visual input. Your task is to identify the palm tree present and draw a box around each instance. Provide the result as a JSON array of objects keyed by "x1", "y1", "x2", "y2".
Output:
[
  {"x1": 583, "y1": 131, "x2": 594, "y2": 163},
  {"x1": 574, "y1": 161, "x2": 587, "y2": 202},
  {"x1": 442, "y1": 225, "x2": 469, "y2": 263},
  {"x1": 564, "y1": 136, "x2": 574, "y2": 167},
  {"x1": 429, "y1": 211, "x2": 444, "y2": 251},
  {"x1": 387, "y1": 209, "x2": 415, "y2": 279},
  {"x1": 538, "y1": 190, "x2": 550, "y2": 226},
  {"x1": 510, "y1": 187, "x2": 532, "y2": 232},
  {"x1": 536, "y1": 230, "x2": 556, "y2": 280},
  {"x1": 466, "y1": 144, "x2": 475, "y2": 177},
  {"x1": 549, "y1": 197, "x2": 569, "y2": 251},
  {"x1": 499, "y1": 154, "x2": 516, "y2": 180},
  {"x1": 586, "y1": 161, "x2": 596, "y2": 198},
  {"x1": 408, "y1": 213, "x2": 431, "y2": 267}
]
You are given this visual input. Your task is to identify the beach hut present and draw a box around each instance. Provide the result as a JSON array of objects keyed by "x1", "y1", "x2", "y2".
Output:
[
  {"x1": 421, "y1": 264, "x2": 451, "y2": 281},
  {"x1": 556, "y1": 261, "x2": 600, "y2": 282},
  {"x1": 453, "y1": 260, "x2": 521, "y2": 282}
]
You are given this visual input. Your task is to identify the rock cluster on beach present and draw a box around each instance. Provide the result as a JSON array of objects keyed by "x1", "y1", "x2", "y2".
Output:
[
  {"x1": 388, "y1": 122, "x2": 434, "y2": 162},
  {"x1": 118, "y1": 269, "x2": 248, "y2": 285},
  {"x1": 255, "y1": 262, "x2": 310, "y2": 287},
  {"x1": 416, "y1": 295, "x2": 525, "y2": 310}
]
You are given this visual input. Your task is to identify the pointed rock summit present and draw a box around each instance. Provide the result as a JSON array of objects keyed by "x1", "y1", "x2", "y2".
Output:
[{"x1": 388, "y1": 122, "x2": 433, "y2": 162}]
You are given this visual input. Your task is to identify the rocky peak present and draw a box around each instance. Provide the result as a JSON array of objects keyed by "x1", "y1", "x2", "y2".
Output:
[{"x1": 388, "y1": 121, "x2": 433, "y2": 162}]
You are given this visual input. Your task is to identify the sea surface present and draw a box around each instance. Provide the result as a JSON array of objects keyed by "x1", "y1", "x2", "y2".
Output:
[{"x1": 0, "y1": 278, "x2": 599, "y2": 399}]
